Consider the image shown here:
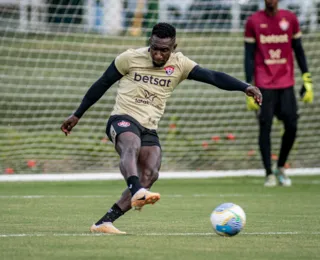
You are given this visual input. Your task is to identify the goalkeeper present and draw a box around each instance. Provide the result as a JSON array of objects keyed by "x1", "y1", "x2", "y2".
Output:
[
  {"x1": 61, "y1": 23, "x2": 262, "y2": 234},
  {"x1": 244, "y1": 0, "x2": 313, "y2": 187}
]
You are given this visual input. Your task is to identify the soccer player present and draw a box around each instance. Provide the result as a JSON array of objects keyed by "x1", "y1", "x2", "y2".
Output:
[
  {"x1": 61, "y1": 23, "x2": 262, "y2": 234},
  {"x1": 244, "y1": 0, "x2": 314, "y2": 187}
]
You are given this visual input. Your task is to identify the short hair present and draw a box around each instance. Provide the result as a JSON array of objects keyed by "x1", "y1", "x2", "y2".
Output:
[{"x1": 151, "y1": 23, "x2": 176, "y2": 39}]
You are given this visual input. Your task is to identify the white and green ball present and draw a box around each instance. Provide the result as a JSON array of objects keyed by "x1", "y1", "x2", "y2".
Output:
[{"x1": 210, "y1": 203, "x2": 246, "y2": 237}]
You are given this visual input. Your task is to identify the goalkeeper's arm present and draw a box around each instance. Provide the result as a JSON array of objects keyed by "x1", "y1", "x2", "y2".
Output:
[
  {"x1": 244, "y1": 42, "x2": 260, "y2": 111},
  {"x1": 292, "y1": 38, "x2": 308, "y2": 75},
  {"x1": 244, "y1": 42, "x2": 255, "y2": 84},
  {"x1": 74, "y1": 60, "x2": 123, "y2": 118},
  {"x1": 292, "y1": 38, "x2": 313, "y2": 103}
]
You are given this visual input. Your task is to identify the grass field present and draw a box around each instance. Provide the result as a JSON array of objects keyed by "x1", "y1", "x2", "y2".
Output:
[{"x1": 1, "y1": 176, "x2": 320, "y2": 260}]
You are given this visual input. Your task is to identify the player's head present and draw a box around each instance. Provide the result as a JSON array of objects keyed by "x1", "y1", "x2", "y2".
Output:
[
  {"x1": 149, "y1": 23, "x2": 177, "y2": 67},
  {"x1": 264, "y1": 0, "x2": 278, "y2": 13}
]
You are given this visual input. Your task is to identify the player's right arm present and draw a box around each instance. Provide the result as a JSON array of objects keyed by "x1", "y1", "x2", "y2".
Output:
[
  {"x1": 244, "y1": 16, "x2": 259, "y2": 111},
  {"x1": 60, "y1": 60, "x2": 123, "y2": 136}
]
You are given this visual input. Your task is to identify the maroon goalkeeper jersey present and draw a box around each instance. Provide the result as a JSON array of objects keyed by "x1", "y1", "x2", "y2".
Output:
[{"x1": 245, "y1": 9, "x2": 302, "y2": 89}]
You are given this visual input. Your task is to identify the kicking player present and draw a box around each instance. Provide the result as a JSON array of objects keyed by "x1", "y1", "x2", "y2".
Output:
[
  {"x1": 61, "y1": 23, "x2": 262, "y2": 234},
  {"x1": 244, "y1": 0, "x2": 313, "y2": 187}
]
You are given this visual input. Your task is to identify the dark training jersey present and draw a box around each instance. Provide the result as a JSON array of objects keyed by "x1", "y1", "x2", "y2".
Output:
[{"x1": 245, "y1": 9, "x2": 302, "y2": 89}]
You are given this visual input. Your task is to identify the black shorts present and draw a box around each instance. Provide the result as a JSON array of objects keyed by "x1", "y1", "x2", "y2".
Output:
[
  {"x1": 106, "y1": 114, "x2": 161, "y2": 147},
  {"x1": 258, "y1": 86, "x2": 298, "y2": 123}
]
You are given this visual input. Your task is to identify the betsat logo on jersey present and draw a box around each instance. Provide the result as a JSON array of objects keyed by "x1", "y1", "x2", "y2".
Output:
[
  {"x1": 260, "y1": 34, "x2": 288, "y2": 44},
  {"x1": 210, "y1": 203, "x2": 246, "y2": 237},
  {"x1": 134, "y1": 72, "x2": 171, "y2": 87}
]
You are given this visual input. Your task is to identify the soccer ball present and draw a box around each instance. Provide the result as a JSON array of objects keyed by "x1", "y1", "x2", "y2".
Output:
[{"x1": 210, "y1": 203, "x2": 246, "y2": 237}]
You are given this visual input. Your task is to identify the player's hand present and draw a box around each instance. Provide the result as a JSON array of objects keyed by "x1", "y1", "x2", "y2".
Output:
[
  {"x1": 245, "y1": 85, "x2": 262, "y2": 110},
  {"x1": 60, "y1": 115, "x2": 79, "y2": 136},
  {"x1": 300, "y1": 72, "x2": 313, "y2": 104}
]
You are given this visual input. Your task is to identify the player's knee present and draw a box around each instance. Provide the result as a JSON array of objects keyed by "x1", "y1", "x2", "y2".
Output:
[
  {"x1": 288, "y1": 123, "x2": 297, "y2": 134},
  {"x1": 140, "y1": 168, "x2": 159, "y2": 188},
  {"x1": 284, "y1": 118, "x2": 297, "y2": 133},
  {"x1": 285, "y1": 120, "x2": 298, "y2": 132}
]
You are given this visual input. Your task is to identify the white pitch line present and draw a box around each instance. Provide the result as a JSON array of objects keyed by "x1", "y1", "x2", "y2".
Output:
[
  {"x1": 0, "y1": 232, "x2": 320, "y2": 238},
  {"x1": 1, "y1": 168, "x2": 320, "y2": 182},
  {"x1": 248, "y1": 179, "x2": 320, "y2": 185}
]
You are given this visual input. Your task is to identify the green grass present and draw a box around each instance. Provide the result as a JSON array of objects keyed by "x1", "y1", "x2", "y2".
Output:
[{"x1": 1, "y1": 176, "x2": 320, "y2": 260}]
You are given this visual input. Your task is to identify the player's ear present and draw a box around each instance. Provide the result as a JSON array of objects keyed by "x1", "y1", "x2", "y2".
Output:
[{"x1": 173, "y1": 43, "x2": 177, "y2": 51}]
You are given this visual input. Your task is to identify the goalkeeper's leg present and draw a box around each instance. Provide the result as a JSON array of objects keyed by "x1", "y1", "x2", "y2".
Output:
[
  {"x1": 259, "y1": 119, "x2": 277, "y2": 187},
  {"x1": 277, "y1": 118, "x2": 297, "y2": 169},
  {"x1": 258, "y1": 89, "x2": 277, "y2": 187},
  {"x1": 275, "y1": 87, "x2": 297, "y2": 186},
  {"x1": 273, "y1": 119, "x2": 296, "y2": 187}
]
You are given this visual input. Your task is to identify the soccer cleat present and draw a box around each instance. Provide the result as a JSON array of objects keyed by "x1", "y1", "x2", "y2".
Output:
[
  {"x1": 274, "y1": 167, "x2": 292, "y2": 187},
  {"x1": 264, "y1": 174, "x2": 277, "y2": 187},
  {"x1": 90, "y1": 222, "x2": 126, "y2": 234},
  {"x1": 131, "y1": 188, "x2": 160, "y2": 210}
]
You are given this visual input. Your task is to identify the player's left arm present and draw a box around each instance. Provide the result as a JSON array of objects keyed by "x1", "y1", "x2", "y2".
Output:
[
  {"x1": 291, "y1": 15, "x2": 313, "y2": 103},
  {"x1": 292, "y1": 38, "x2": 313, "y2": 103},
  {"x1": 187, "y1": 65, "x2": 262, "y2": 106}
]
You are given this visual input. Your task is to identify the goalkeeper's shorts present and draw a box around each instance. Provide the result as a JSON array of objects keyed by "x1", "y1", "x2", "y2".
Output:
[
  {"x1": 258, "y1": 86, "x2": 298, "y2": 124},
  {"x1": 106, "y1": 114, "x2": 161, "y2": 148}
]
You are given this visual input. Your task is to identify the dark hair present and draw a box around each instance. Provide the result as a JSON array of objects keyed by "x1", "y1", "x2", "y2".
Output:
[{"x1": 151, "y1": 23, "x2": 176, "y2": 39}]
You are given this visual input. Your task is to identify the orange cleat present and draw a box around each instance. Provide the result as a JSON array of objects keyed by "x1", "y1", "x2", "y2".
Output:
[
  {"x1": 131, "y1": 188, "x2": 160, "y2": 210},
  {"x1": 90, "y1": 222, "x2": 126, "y2": 234}
]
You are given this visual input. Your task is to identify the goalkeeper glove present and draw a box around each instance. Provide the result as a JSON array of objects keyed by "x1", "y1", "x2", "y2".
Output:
[
  {"x1": 300, "y1": 72, "x2": 313, "y2": 104},
  {"x1": 246, "y1": 96, "x2": 260, "y2": 111}
]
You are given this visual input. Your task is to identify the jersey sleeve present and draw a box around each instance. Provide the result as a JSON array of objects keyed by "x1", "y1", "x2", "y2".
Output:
[
  {"x1": 114, "y1": 50, "x2": 132, "y2": 75},
  {"x1": 244, "y1": 16, "x2": 256, "y2": 43},
  {"x1": 180, "y1": 54, "x2": 197, "y2": 81},
  {"x1": 292, "y1": 14, "x2": 302, "y2": 39}
]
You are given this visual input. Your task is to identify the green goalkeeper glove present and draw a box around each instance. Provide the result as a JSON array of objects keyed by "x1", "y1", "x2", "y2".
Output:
[
  {"x1": 300, "y1": 72, "x2": 314, "y2": 104},
  {"x1": 246, "y1": 96, "x2": 260, "y2": 111}
]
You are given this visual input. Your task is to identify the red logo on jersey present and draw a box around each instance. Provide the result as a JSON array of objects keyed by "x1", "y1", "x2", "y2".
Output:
[
  {"x1": 164, "y1": 66, "x2": 174, "y2": 75},
  {"x1": 117, "y1": 121, "x2": 130, "y2": 127},
  {"x1": 279, "y1": 18, "x2": 289, "y2": 31}
]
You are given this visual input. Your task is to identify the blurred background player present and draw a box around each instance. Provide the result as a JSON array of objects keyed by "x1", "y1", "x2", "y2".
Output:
[
  {"x1": 244, "y1": 0, "x2": 314, "y2": 187},
  {"x1": 61, "y1": 23, "x2": 262, "y2": 234}
]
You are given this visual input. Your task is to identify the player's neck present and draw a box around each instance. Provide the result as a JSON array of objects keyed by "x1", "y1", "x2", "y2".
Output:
[{"x1": 265, "y1": 8, "x2": 278, "y2": 17}]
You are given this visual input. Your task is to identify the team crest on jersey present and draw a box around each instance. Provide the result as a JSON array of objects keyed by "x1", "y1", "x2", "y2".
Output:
[
  {"x1": 279, "y1": 18, "x2": 289, "y2": 31},
  {"x1": 117, "y1": 121, "x2": 130, "y2": 127},
  {"x1": 164, "y1": 66, "x2": 174, "y2": 75}
]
